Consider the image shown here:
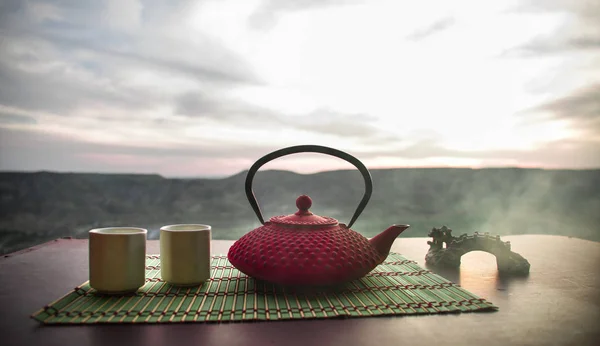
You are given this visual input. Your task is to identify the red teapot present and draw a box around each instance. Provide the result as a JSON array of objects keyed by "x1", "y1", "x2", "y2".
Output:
[{"x1": 227, "y1": 145, "x2": 410, "y2": 286}]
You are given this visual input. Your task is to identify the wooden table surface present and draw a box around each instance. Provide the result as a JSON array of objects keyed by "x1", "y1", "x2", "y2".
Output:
[{"x1": 1, "y1": 235, "x2": 599, "y2": 346}]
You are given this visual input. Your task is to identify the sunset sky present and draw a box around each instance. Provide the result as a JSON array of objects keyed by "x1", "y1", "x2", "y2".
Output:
[{"x1": 0, "y1": 0, "x2": 599, "y2": 177}]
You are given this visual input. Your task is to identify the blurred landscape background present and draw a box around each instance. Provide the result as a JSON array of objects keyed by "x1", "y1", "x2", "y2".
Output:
[
  {"x1": 2, "y1": 167, "x2": 598, "y2": 255},
  {"x1": 1, "y1": 0, "x2": 599, "y2": 256}
]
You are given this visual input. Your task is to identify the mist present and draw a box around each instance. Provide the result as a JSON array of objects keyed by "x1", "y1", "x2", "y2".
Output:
[{"x1": 349, "y1": 168, "x2": 600, "y2": 242}]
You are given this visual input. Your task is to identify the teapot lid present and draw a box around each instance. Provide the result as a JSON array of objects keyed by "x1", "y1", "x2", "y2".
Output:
[{"x1": 269, "y1": 195, "x2": 338, "y2": 226}]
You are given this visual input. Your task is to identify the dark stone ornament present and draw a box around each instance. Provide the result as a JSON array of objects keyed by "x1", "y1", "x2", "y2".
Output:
[{"x1": 425, "y1": 226, "x2": 530, "y2": 276}]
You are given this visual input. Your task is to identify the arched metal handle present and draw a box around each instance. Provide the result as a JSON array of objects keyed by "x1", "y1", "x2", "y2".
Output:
[{"x1": 245, "y1": 145, "x2": 373, "y2": 228}]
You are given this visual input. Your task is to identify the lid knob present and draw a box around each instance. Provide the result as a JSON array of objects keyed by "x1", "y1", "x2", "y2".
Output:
[
  {"x1": 270, "y1": 194, "x2": 337, "y2": 225},
  {"x1": 296, "y1": 195, "x2": 312, "y2": 213}
]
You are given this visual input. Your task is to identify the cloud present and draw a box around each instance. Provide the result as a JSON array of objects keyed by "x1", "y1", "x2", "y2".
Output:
[
  {"x1": 506, "y1": 0, "x2": 600, "y2": 56},
  {"x1": 0, "y1": 127, "x2": 273, "y2": 159},
  {"x1": 526, "y1": 84, "x2": 600, "y2": 135},
  {"x1": 536, "y1": 84, "x2": 600, "y2": 120},
  {"x1": 293, "y1": 108, "x2": 390, "y2": 139},
  {"x1": 0, "y1": 0, "x2": 23, "y2": 24},
  {"x1": 0, "y1": 56, "x2": 156, "y2": 114},
  {"x1": 37, "y1": 31, "x2": 262, "y2": 85},
  {"x1": 0, "y1": 127, "x2": 282, "y2": 176},
  {"x1": 506, "y1": 35, "x2": 600, "y2": 57},
  {"x1": 174, "y1": 91, "x2": 398, "y2": 142},
  {"x1": 248, "y1": 0, "x2": 363, "y2": 30},
  {"x1": 0, "y1": 0, "x2": 261, "y2": 115},
  {"x1": 406, "y1": 17, "x2": 456, "y2": 41},
  {"x1": 175, "y1": 92, "x2": 224, "y2": 117},
  {"x1": 0, "y1": 112, "x2": 37, "y2": 125},
  {"x1": 515, "y1": 0, "x2": 600, "y2": 17},
  {"x1": 354, "y1": 138, "x2": 600, "y2": 168},
  {"x1": 174, "y1": 91, "x2": 280, "y2": 125}
]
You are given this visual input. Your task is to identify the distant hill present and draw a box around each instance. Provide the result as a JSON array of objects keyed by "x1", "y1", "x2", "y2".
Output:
[{"x1": 1, "y1": 168, "x2": 599, "y2": 255}]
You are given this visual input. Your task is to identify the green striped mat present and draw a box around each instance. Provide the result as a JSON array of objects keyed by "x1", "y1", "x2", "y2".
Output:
[{"x1": 32, "y1": 253, "x2": 497, "y2": 324}]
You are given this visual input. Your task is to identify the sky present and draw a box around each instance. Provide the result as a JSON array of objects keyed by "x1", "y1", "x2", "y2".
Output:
[{"x1": 0, "y1": 0, "x2": 599, "y2": 177}]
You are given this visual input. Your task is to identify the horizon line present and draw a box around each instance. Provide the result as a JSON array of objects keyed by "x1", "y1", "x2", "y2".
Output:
[{"x1": 1, "y1": 165, "x2": 599, "y2": 179}]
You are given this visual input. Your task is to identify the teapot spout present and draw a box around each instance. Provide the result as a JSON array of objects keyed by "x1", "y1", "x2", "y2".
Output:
[{"x1": 369, "y1": 224, "x2": 410, "y2": 263}]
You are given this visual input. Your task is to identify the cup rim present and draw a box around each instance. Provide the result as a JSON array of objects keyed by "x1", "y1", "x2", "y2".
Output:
[
  {"x1": 160, "y1": 224, "x2": 211, "y2": 232},
  {"x1": 89, "y1": 227, "x2": 148, "y2": 235}
]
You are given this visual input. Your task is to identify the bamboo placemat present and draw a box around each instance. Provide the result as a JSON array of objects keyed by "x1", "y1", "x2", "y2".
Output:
[{"x1": 32, "y1": 253, "x2": 497, "y2": 324}]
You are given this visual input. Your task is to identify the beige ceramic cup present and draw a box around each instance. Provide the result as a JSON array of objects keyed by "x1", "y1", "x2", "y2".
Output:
[
  {"x1": 89, "y1": 227, "x2": 147, "y2": 294},
  {"x1": 160, "y1": 224, "x2": 211, "y2": 286}
]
